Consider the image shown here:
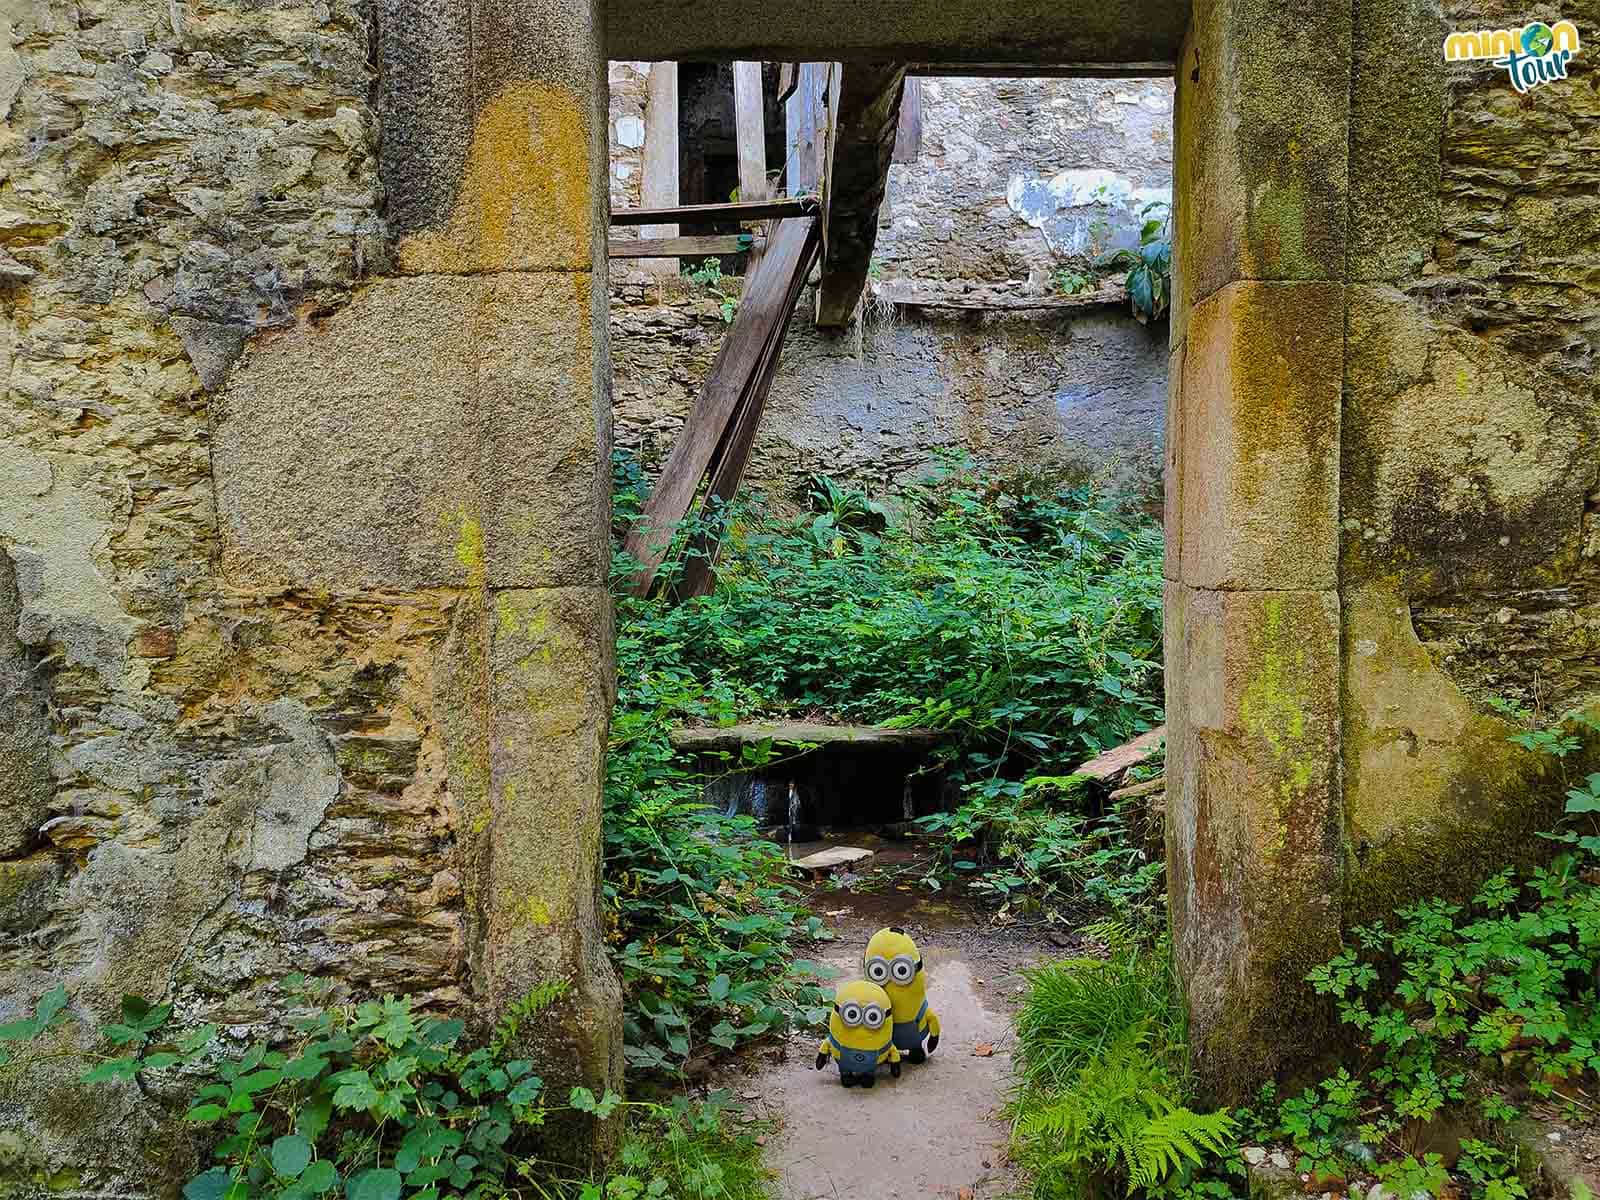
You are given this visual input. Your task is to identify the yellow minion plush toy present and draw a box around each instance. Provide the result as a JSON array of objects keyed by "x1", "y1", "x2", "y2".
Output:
[
  {"x1": 864, "y1": 926, "x2": 941, "y2": 1063},
  {"x1": 814, "y1": 979, "x2": 902, "y2": 1088}
]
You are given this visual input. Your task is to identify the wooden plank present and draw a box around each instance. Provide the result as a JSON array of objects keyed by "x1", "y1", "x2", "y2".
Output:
[
  {"x1": 609, "y1": 233, "x2": 754, "y2": 259},
  {"x1": 891, "y1": 76, "x2": 922, "y2": 164},
  {"x1": 610, "y1": 197, "x2": 815, "y2": 226},
  {"x1": 814, "y1": 62, "x2": 908, "y2": 328},
  {"x1": 638, "y1": 62, "x2": 681, "y2": 276},
  {"x1": 733, "y1": 62, "x2": 769, "y2": 202},
  {"x1": 776, "y1": 62, "x2": 798, "y2": 105},
  {"x1": 733, "y1": 61, "x2": 770, "y2": 269},
  {"x1": 784, "y1": 63, "x2": 829, "y2": 194},
  {"x1": 621, "y1": 216, "x2": 821, "y2": 596}
]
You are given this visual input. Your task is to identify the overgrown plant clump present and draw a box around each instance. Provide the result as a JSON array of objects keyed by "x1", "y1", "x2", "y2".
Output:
[
  {"x1": 1235, "y1": 709, "x2": 1600, "y2": 1200},
  {"x1": 605, "y1": 459, "x2": 1168, "y2": 1043},
  {"x1": 1009, "y1": 925, "x2": 1236, "y2": 1199},
  {"x1": 0, "y1": 978, "x2": 772, "y2": 1200}
]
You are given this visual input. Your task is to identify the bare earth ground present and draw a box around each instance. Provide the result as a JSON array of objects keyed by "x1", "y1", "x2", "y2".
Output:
[{"x1": 718, "y1": 836, "x2": 1067, "y2": 1200}]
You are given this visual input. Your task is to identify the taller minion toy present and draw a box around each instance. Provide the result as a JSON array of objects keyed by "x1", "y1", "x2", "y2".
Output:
[
  {"x1": 814, "y1": 979, "x2": 902, "y2": 1088},
  {"x1": 864, "y1": 926, "x2": 942, "y2": 1063}
]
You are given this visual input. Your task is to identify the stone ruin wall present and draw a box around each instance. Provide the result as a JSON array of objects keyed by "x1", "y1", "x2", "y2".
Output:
[
  {"x1": 606, "y1": 71, "x2": 1176, "y2": 509},
  {"x1": 1338, "y1": 0, "x2": 1600, "y2": 914},
  {"x1": 1163, "y1": 0, "x2": 1600, "y2": 1093},
  {"x1": 0, "y1": 0, "x2": 479, "y2": 1184}
]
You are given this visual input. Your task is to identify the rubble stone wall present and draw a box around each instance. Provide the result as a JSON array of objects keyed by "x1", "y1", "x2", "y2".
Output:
[{"x1": 608, "y1": 71, "x2": 1177, "y2": 505}]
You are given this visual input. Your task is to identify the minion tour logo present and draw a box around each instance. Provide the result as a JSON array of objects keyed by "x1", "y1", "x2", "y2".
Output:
[{"x1": 1443, "y1": 19, "x2": 1582, "y2": 92}]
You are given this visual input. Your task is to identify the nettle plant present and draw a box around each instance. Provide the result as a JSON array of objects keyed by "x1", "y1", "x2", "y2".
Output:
[{"x1": 1, "y1": 976, "x2": 626, "y2": 1200}]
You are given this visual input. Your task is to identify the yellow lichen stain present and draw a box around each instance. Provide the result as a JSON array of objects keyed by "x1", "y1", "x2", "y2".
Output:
[
  {"x1": 520, "y1": 895, "x2": 553, "y2": 926},
  {"x1": 455, "y1": 509, "x2": 486, "y2": 589},
  {"x1": 397, "y1": 81, "x2": 593, "y2": 273},
  {"x1": 1239, "y1": 597, "x2": 1316, "y2": 855}
]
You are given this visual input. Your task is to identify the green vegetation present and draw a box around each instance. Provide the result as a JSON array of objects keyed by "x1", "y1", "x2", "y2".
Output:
[
  {"x1": 1098, "y1": 201, "x2": 1172, "y2": 325},
  {"x1": 0, "y1": 978, "x2": 770, "y2": 1200},
  {"x1": 605, "y1": 458, "x2": 1167, "y2": 1071},
  {"x1": 681, "y1": 257, "x2": 740, "y2": 323},
  {"x1": 1010, "y1": 925, "x2": 1235, "y2": 1198}
]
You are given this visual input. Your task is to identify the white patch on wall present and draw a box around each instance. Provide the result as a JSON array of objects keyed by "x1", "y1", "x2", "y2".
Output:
[
  {"x1": 615, "y1": 115, "x2": 645, "y2": 148},
  {"x1": 1006, "y1": 168, "x2": 1171, "y2": 258}
]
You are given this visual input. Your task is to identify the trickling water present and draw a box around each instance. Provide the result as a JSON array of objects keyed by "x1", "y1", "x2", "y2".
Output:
[
  {"x1": 787, "y1": 780, "x2": 800, "y2": 860},
  {"x1": 902, "y1": 777, "x2": 914, "y2": 822},
  {"x1": 749, "y1": 777, "x2": 769, "y2": 823}
]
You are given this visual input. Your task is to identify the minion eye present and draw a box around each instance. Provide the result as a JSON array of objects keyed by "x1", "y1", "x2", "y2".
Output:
[
  {"x1": 866, "y1": 959, "x2": 889, "y2": 983},
  {"x1": 841, "y1": 1003, "x2": 862, "y2": 1026},
  {"x1": 863, "y1": 1006, "x2": 885, "y2": 1029},
  {"x1": 891, "y1": 958, "x2": 915, "y2": 983}
]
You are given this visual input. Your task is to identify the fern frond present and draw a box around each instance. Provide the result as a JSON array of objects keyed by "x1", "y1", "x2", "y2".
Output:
[
  {"x1": 1125, "y1": 1108, "x2": 1236, "y2": 1192},
  {"x1": 490, "y1": 979, "x2": 571, "y2": 1054}
]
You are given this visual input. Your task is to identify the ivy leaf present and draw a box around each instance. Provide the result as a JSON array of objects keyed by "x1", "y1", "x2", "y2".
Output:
[
  {"x1": 270, "y1": 1134, "x2": 313, "y2": 1179},
  {"x1": 347, "y1": 1167, "x2": 402, "y2": 1200},
  {"x1": 183, "y1": 1169, "x2": 237, "y2": 1200},
  {"x1": 708, "y1": 974, "x2": 731, "y2": 1002},
  {"x1": 302, "y1": 1161, "x2": 338, "y2": 1194}
]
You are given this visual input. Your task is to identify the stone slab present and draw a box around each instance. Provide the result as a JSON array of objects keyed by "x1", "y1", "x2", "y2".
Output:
[
  {"x1": 1178, "y1": 281, "x2": 1343, "y2": 591},
  {"x1": 1171, "y1": 0, "x2": 1351, "y2": 341},
  {"x1": 1341, "y1": 285, "x2": 1588, "y2": 594},
  {"x1": 394, "y1": 0, "x2": 605, "y2": 275},
  {"x1": 1164, "y1": 582, "x2": 1343, "y2": 1099},
  {"x1": 790, "y1": 846, "x2": 875, "y2": 872},
  {"x1": 214, "y1": 273, "x2": 609, "y2": 592},
  {"x1": 1348, "y1": 0, "x2": 1446, "y2": 282},
  {"x1": 669, "y1": 722, "x2": 940, "y2": 753},
  {"x1": 484, "y1": 585, "x2": 623, "y2": 1116}
]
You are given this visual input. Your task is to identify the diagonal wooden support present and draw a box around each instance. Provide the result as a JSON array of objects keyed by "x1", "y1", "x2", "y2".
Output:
[
  {"x1": 621, "y1": 216, "x2": 822, "y2": 597},
  {"x1": 814, "y1": 62, "x2": 907, "y2": 328}
]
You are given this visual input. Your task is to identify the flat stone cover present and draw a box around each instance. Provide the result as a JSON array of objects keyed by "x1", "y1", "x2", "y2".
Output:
[
  {"x1": 1071, "y1": 724, "x2": 1166, "y2": 782},
  {"x1": 668, "y1": 722, "x2": 939, "y2": 752},
  {"x1": 789, "y1": 846, "x2": 875, "y2": 871}
]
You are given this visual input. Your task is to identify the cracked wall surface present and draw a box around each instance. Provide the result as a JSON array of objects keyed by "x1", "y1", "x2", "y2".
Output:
[{"x1": 0, "y1": 0, "x2": 619, "y2": 1187}]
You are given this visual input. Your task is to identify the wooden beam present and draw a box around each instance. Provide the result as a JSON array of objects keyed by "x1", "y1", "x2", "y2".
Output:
[
  {"x1": 904, "y1": 62, "x2": 1174, "y2": 77},
  {"x1": 891, "y1": 76, "x2": 922, "y2": 164},
  {"x1": 638, "y1": 62, "x2": 681, "y2": 276},
  {"x1": 621, "y1": 216, "x2": 822, "y2": 597},
  {"x1": 814, "y1": 62, "x2": 907, "y2": 328},
  {"x1": 733, "y1": 60, "x2": 769, "y2": 269},
  {"x1": 784, "y1": 63, "x2": 829, "y2": 195},
  {"x1": 610, "y1": 196, "x2": 816, "y2": 226},
  {"x1": 776, "y1": 62, "x2": 798, "y2": 104},
  {"x1": 733, "y1": 62, "x2": 769, "y2": 202},
  {"x1": 608, "y1": 233, "x2": 754, "y2": 259}
]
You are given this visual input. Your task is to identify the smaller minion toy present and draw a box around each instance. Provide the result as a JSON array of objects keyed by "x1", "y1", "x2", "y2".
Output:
[
  {"x1": 814, "y1": 980, "x2": 902, "y2": 1088},
  {"x1": 865, "y1": 926, "x2": 941, "y2": 1063}
]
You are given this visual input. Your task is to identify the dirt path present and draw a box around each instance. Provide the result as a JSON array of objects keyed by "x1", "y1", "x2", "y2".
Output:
[{"x1": 728, "y1": 838, "x2": 1065, "y2": 1200}]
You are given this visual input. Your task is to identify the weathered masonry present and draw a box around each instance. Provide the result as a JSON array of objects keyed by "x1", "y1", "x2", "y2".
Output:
[{"x1": 0, "y1": 0, "x2": 1595, "y2": 1186}]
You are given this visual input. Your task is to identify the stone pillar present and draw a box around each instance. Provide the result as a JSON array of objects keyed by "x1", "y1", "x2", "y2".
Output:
[
  {"x1": 1165, "y1": 0, "x2": 1351, "y2": 1099},
  {"x1": 377, "y1": 0, "x2": 623, "y2": 1151}
]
